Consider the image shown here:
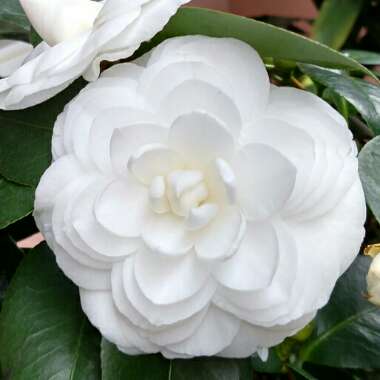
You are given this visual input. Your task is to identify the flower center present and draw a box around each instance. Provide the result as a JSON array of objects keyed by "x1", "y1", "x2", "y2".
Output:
[{"x1": 149, "y1": 170, "x2": 219, "y2": 231}]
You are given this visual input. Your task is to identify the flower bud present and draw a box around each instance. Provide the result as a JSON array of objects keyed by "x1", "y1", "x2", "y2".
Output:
[
  {"x1": 367, "y1": 248, "x2": 380, "y2": 306},
  {"x1": 19, "y1": 0, "x2": 102, "y2": 46}
]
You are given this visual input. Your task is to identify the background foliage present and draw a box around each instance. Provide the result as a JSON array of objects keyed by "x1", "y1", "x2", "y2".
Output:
[{"x1": 1, "y1": 0, "x2": 380, "y2": 379}]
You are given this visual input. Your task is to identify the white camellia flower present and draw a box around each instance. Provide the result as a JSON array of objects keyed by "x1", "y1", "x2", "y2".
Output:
[
  {"x1": 0, "y1": 40, "x2": 33, "y2": 77},
  {"x1": 34, "y1": 36, "x2": 366, "y2": 358},
  {"x1": 0, "y1": 0, "x2": 190, "y2": 110}
]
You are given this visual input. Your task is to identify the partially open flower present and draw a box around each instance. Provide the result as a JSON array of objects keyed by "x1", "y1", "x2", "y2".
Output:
[
  {"x1": 0, "y1": 39, "x2": 33, "y2": 77},
  {"x1": 366, "y1": 246, "x2": 380, "y2": 306},
  {"x1": 0, "y1": 0, "x2": 190, "y2": 110},
  {"x1": 34, "y1": 36, "x2": 366, "y2": 358}
]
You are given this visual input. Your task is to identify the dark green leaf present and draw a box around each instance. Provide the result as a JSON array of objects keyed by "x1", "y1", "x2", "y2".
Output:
[
  {"x1": 312, "y1": 0, "x2": 364, "y2": 50},
  {"x1": 359, "y1": 136, "x2": 380, "y2": 224},
  {"x1": 299, "y1": 255, "x2": 380, "y2": 369},
  {"x1": 0, "y1": 243, "x2": 101, "y2": 380},
  {"x1": 170, "y1": 357, "x2": 251, "y2": 380},
  {"x1": 0, "y1": 79, "x2": 85, "y2": 187},
  {"x1": 0, "y1": 233, "x2": 23, "y2": 311},
  {"x1": 343, "y1": 50, "x2": 380, "y2": 66},
  {"x1": 101, "y1": 340, "x2": 251, "y2": 380},
  {"x1": 0, "y1": 177, "x2": 33, "y2": 230},
  {"x1": 0, "y1": 0, "x2": 30, "y2": 34},
  {"x1": 251, "y1": 349, "x2": 283, "y2": 374},
  {"x1": 138, "y1": 8, "x2": 374, "y2": 78},
  {"x1": 101, "y1": 340, "x2": 169, "y2": 380},
  {"x1": 300, "y1": 64, "x2": 380, "y2": 135},
  {"x1": 289, "y1": 364, "x2": 318, "y2": 380}
]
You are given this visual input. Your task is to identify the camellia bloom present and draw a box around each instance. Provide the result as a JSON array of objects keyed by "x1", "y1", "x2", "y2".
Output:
[
  {"x1": 34, "y1": 36, "x2": 366, "y2": 358},
  {"x1": 366, "y1": 250, "x2": 380, "y2": 306},
  {"x1": 0, "y1": 40, "x2": 33, "y2": 77},
  {"x1": 0, "y1": 0, "x2": 190, "y2": 110}
]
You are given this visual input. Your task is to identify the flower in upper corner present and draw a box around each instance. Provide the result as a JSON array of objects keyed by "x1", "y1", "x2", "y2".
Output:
[
  {"x1": 0, "y1": 40, "x2": 33, "y2": 77},
  {"x1": 34, "y1": 36, "x2": 366, "y2": 358},
  {"x1": 0, "y1": 0, "x2": 190, "y2": 110},
  {"x1": 365, "y1": 245, "x2": 380, "y2": 306}
]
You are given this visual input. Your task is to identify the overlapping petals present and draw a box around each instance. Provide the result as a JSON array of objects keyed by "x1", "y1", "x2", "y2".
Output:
[
  {"x1": 0, "y1": 0, "x2": 190, "y2": 110},
  {"x1": 0, "y1": 40, "x2": 33, "y2": 77},
  {"x1": 34, "y1": 36, "x2": 366, "y2": 358}
]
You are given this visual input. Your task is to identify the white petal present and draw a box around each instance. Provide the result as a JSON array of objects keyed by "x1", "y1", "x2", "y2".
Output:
[
  {"x1": 94, "y1": 178, "x2": 150, "y2": 238},
  {"x1": 234, "y1": 143, "x2": 296, "y2": 221},
  {"x1": 128, "y1": 144, "x2": 184, "y2": 184},
  {"x1": 71, "y1": 180, "x2": 139, "y2": 260},
  {"x1": 134, "y1": 247, "x2": 210, "y2": 305},
  {"x1": 146, "y1": 35, "x2": 270, "y2": 123},
  {"x1": 123, "y1": 256, "x2": 216, "y2": 325},
  {"x1": 54, "y1": 244, "x2": 110, "y2": 290},
  {"x1": 110, "y1": 124, "x2": 168, "y2": 177},
  {"x1": 142, "y1": 213, "x2": 193, "y2": 256},
  {"x1": 167, "y1": 306, "x2": 240, "y2": 357},
  {"x1": 88, "y1": 107, "x2": 157, "y2": 174},
  {"x1": 111, "y1": 262, "x2": 154, "y2": 330},
  {"x1": 0, "y1": 40, "x2": 33, "y2": 77},
  {"x1": 34, "y1": 155, "x2": 84, "y2": 209},
  {"x1": 80, "y1": 289, "x2": 158, "y2": 353},
  {"x1": 195, "y1": 207, "x2": 246, "y2": 261},
  {"x1": 168, "y1": 112, "x2": 235, "y2": 166},
  {"x1": 20, "y1": 0, "x2": 103, "y2": 46},
  {"x1": 213, "y1": 222, "x2": 278, "y2": 291}
]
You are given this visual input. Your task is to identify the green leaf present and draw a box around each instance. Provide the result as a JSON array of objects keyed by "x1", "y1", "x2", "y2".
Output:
[
  {"x1": 101, "y1": 340, "x2": 169, "y2": 380},
  {"x1": 0, "y1": 243, "x2": 101, "y2": 380},
  {"x1": 0, "y1": 177, "x2": 33, "y2": 230},
  {"x1": 0, "y1": 233, "x2": 23, "y2": 311},
  {"x1": 312, "y1": 0, "x2": 364, "y2": 50},
  {"x1": 251, "y1": 349, "x2": 283, "y2": 374},
  {"x1": 359, "y1": 136, "x2": 380, "y2": 223},
  {"x1": 0, "y1": 79, "x2": 85, "y2": 187},
  {"x1": 343, "y1": 50, "x2": 380, "y2": 66},
  {"x1": 0, "y1": 0, "x2": 30, "y2": 34},
  {"x1": 138, "y1": 8, "x2": 374, "y2": 78},
  {"x1": 300, "y1": 64, "x2": 380, "y2": 135},
  {"x1": 299, "y1": 255, "x2": 380, "y2": 369},
  {"x1": 101, "y1": 340, "x2": 251, "y2": 380},
  {"x1": 289, "y1": 364, "x2": 318, "y2": 380},
  {"x1": 170, "y1": 358, "x2": 251, "y2": 380}
]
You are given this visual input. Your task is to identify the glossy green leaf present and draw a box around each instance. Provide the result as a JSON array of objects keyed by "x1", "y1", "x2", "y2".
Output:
[
  {"x1": 101, "y1": 340, "x2": 169, "y2": 380},
  {"x1": 299, "y1": 255, "x2": 380, "y2": 369},
  {"x1": 170, "y1": 358, "x2": 251, "y2": 380},
  {"x1": 0, "y1": 177, "x2": 33, "y2": 229},
  {"x1": 138, "y1": 8, "x2": 373, "y2": 77},
  {"x1": 0, "y1": 79, "x2": 85, "y2": 187},
  {"x1": 300, "y1": 64, "x2": 380, "y2": 135},
  {"x1": 343, "y1": 50, "x2": 380, "y2": 66},
  {"x1": 312, "y1": 0, "x2": 364, "y2": 50},
  {"x1": 359, "y1": 136, "x2": 380, "y2": 223},
  {"x1": 0, "y1": 233, "x2": 23, "y2": 311},
  {"x1": 0, "y1": 0, "x2": 30, "y2": 34},
  {"x1": 0, "y1": 243, "x2": 101, "y2": 380},
  {"x1": 101, "y1": 340, "x2": 251, "y2": 380}
]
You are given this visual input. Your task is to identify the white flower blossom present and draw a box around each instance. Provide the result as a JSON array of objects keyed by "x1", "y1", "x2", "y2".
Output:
[
  {"x1": 0, "y1": 0, "x2": 190, "y2": 110},
  {"x1": 34, "y1": 36, "x2": 366, "y2": 358},
  {"x1": 0, "y1": 40, "x2": 33, "y2": 77}
]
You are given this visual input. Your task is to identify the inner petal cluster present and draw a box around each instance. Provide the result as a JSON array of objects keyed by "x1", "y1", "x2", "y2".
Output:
[{"x1": 128, "y1": 142, "x2": 237, "y2": 232}]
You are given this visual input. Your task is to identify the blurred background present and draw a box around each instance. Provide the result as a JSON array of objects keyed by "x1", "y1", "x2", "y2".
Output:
[{"x1": 189, "y1": 0, "x2": 317, "y2": 20}]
